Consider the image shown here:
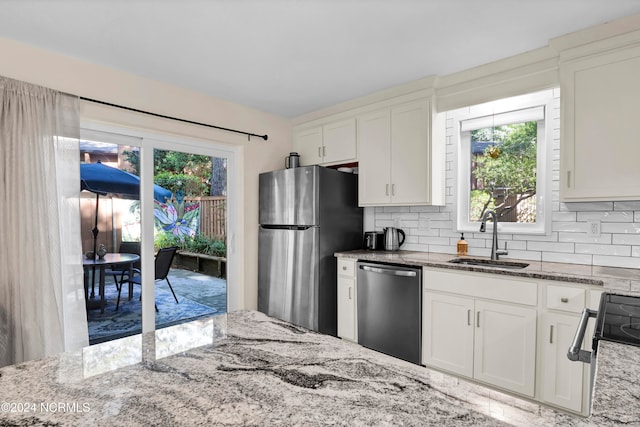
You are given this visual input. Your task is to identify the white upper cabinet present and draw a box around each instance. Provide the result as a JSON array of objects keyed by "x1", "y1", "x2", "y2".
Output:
[
  {"x1": 322, "y1": 119, "x2": 357, "y2": 164},
  {"x1": 293, "y1": 88, "x2": 445, "y2": 207},
  {"x1": 560, "y1": 44, "x2": 640, "y2": 201},
  {"x1": 293, "y1": 118, "x2": 357, "y2": 166},
  {"x1": 294, "y1": 126, "x2": 324, "y2": 166},
  {"x1": 358, "y1": 98, "x2": 445, "y2": 206},
  {"x1": 357, "y1": 109, "x2": 392, "y2": 205}
]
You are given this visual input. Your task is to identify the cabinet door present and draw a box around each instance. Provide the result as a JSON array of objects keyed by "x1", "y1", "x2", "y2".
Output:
[
  {"x1": 357, "y1": 109, "x2": 392, "y2": 205},
  {"x1": 323, "y1": 118, "x2": 357, "y2": 165},
  {"x1": 390, "y1": 99, "x2": 430, "y2": 204},
  {"x1": 294, "y1": 126, "x2": 323, "y2": 166},
  {"x1": 474, "y1": 300, "x2": 537, "y2": 397},
  {"x1": 541, "y1": 312, "x2": 584, "y2": 412},
  {"x1": 423, "y1": 292, "x2": 474, "y2": 377},
  {"x1": 337, "y1": 276, "x2": 357, "y2": 342},
  {"x1": 561, "y1": 46, "x2": 640, "y2": 201}
]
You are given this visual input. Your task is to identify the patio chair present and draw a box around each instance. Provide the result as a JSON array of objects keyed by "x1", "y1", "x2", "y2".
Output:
[
  {"x1": 116, "y1": 246, "x2": 180, "y2": 311},
  {"x1": 105, "y1": 241, "x2": 141, "y2": 297}
]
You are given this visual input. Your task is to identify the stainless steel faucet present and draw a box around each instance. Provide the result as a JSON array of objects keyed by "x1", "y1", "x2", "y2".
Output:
[{"x1": 479, "y1": 209, "x2": 508, "y2": 260}]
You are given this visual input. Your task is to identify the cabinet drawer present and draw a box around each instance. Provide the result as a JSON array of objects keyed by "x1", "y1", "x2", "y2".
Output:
[
  {"x1": 424, "y1": 268, "x2": 537, "y2": 306},
  {"x1": 546, "y1": 285, "x2": 585, "y2": 313},
  {"x1": 338, "y1": 258, "x2": 356, "y2": 278}
]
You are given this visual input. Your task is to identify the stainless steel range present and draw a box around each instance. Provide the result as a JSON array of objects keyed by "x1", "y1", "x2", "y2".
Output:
[
  {"x1": 593, "y1": 293, "x2": 640, "y2": 347},
  {"x1": 568, "y1": 292, "x2": 640, "y2": 405}
]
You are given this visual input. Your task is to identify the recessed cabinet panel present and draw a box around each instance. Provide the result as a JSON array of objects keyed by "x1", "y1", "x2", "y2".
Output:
[
  {"x1": 423, "y1": 292, "x2": 474, "y2": 377},
  {"x1": 337, "y1": 258, "x2": 357, "y2": 342},
  {"x1": 542, "y1": 312, "x2": 584, "y2": 412},
  {"x1": 294, "y1": 127, "x2": 323, "y2": 166},
  {"x1": 357, "y1": 109, "x2": 392, "y2": 205},
  {"x1": 323, "y1": 118, "x2": 357, "y2": 165},
  {"x1": 337, "y1": 276, "x2": 357, "y2": 341},
  {"x1": 474, "y1": 300, "x2": 537, "y2": 397},
  {"x1": 293, "y1": 119, "x2": 357, "y2": 167},
  {"x1": 391, "y1": 99, "x2": 430, "y2": 204},
  {"x1": 357, "y1": 98, "x2": 443, "y2": 207},
  {"x1": 561, "y1": 46, "x2": 640, "y2": 201}
]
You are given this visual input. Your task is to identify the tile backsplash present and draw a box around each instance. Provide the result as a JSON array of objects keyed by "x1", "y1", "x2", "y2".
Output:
[{"x1": 365, "y1": 89, "x2": 640, "y2": 269}]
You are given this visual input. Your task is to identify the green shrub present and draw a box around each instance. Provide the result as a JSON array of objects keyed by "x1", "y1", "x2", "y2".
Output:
[
  {"x1": 154, "y1": 232, "x2": 226, "y2": 257},
  {"x1": 154, "y1": 232, "x2": 182, "y2": 251}
]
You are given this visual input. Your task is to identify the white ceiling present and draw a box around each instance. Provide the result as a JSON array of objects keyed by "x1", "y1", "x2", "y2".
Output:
[{"x1": 2, "y1": 1, "x2": 640, "y2": 118}]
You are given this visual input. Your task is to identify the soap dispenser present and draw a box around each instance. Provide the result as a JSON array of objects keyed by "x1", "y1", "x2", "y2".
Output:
[{"x1": 457, "y1": 233, "x2": 468, "y2": 256}]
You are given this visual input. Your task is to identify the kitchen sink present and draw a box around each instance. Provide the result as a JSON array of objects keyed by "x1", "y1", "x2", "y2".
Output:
[{"x1": 447, "y1": 258, "x2": 529, "y2": 270}]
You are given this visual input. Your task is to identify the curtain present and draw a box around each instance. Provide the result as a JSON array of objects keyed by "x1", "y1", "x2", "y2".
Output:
[{"x1": 0, "y1": 76, "x2": 87, "y2": 367}]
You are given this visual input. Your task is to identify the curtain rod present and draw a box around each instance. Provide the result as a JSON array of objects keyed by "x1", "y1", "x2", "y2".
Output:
[{"x1": 79, "y1": 96, "x2": 269, "y2": 141}]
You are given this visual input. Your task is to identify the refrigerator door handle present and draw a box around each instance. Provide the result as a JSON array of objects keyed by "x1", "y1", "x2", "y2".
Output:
[
  {"x1": 359, "y1": 265, "x2": 417, "y2": 277},
  {"x1": 260, "y1": 225, "x2": 314, "y2": 231}
]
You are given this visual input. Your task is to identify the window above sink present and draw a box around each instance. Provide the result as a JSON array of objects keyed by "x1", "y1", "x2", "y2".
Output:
[{"x1": 450, "y1": 89, "x2": 555, "y2": 235}]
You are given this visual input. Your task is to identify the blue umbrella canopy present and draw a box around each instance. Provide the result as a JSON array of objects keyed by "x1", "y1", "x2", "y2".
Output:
[
  {"x1": 80, "y1": 161, "x2": 172, "y2": 202},
  {"x1": 80, "y1": 161, "x2": 172, "y2": 279}
]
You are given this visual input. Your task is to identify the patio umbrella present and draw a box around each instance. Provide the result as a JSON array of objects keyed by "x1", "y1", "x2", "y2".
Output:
[{"x1": 80, "y1": 161, "x2": 172, "y2": 297}]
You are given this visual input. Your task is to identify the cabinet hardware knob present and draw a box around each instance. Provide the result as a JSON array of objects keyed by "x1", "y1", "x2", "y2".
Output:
[
  {"x1": 318, "y1": 146, "x2": 322, "y2": 158},
  {"x1": 342, "y1": 266, "x2": 347, "y2": 270},
  {"x1": 467, "y1": 309, "x2": 471, "y2": 326},
  {"x1": 550, "y1": 325, "x2": 554, "y2": 344},
  {"x1": 385, "y1": 184, "x2": 389, "y2": 196},
  {"x1": 561, "y1": 297, "x2": 569, "y2": 303},
  {"x1": 348, "y1": 287, "x2": 352, "y2": 300},
  {"x1": 476, "y1": 311, "x2": 480, "y2": 328}
]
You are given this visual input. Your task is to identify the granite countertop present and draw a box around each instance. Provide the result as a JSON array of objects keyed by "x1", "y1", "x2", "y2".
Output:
[
  {"x1": 2, "y1": 310, "x2": 628, "y2": 427},
  {"x1": 335, "y1": 249, "x2": 640, "y2": 294},
  {"x1": 336, "y1": 249, "x2": 640, "y2": 425}
]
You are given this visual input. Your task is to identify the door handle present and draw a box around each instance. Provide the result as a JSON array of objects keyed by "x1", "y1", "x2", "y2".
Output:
[
  {"x1": 359, "y1": 265, "x2": 417, "y2": 277},
  {"x1": 549, "y1": 325, "x2": 554, "y2": 344},
  {"x1": 348, "y1": 287, "x2": 352, "y2": 300},
  {"x1": 467, "y1": 309, "x2": 471, "y2": 326},
  {"x1": 567, "y1": 308, "x2": 597, "y2": 363},
  {"x1": 385, "y1": 184, "x2": 389, "y2": 196},
  {"x1": 476, "y1": 311, "x2": 480, "y2": 328}
]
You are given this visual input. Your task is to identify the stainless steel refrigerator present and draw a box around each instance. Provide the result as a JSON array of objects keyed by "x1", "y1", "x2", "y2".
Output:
[{"x1": 258, "y1": 165, "x2": 362, "y2": 336}]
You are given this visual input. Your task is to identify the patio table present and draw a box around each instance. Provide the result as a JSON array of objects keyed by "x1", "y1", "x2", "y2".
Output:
[{"x1": 83, "y1": 253, "x2": 140, "y2": 313}]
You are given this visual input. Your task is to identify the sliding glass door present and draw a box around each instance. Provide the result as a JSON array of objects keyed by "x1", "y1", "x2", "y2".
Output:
[
  {"x1": 139, "y1": 136, "x2": 235, "y2": 337},
  {"x1": 80, "y1": 126, "x2": 236, "y2": 344}
]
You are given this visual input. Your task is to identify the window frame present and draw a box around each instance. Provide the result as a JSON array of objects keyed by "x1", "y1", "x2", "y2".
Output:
[{"x1": 454, "y1": 90, "x2": 554, "y2": 235}]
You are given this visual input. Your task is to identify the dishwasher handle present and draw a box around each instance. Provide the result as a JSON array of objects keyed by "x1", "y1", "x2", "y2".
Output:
[
  {"x1": 567, "y1": 308, "x2": 597, "y2": 363},
  {"x1": 359, "y1": 264, "x2": 417, "y2": 277}
]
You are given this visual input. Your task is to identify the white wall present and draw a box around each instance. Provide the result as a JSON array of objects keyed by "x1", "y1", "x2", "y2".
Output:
[
  {"x1": 0, "y1": 37, "x2": 292, "y2": 310},
  {"x1": 367, "y1": 87, "x2": 640, "y2": 269}
]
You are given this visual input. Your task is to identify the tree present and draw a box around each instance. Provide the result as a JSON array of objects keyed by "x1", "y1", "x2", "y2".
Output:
[
  {"x1": 122, "y1": 149, "x2": 212, "y2": 197},
  {"x1": 209, "y1": 157, "x2": 227, "y2": 196},
  {"x1": 472, "y1": 121, "x2": 537, "y2": 222}
]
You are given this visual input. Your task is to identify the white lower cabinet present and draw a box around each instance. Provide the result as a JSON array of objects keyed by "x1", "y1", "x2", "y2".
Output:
[
  {"x1": 337, "y1": 259, "x2": 357, "y2": 342},
  {"x1": 423, "y1": 292, "x2": 474, "y2": 377},
  {"x1": 335, "y1": 262, "x2": 601, "y2": 414},
  {"x1": 423, "y1": 290, "x2": 536, "y2": 397},
  {"x1": 541, "y1": 312, "x2": 584, "y2": 412},
  {"x1": 539, "y1": 285, "x2": 601, "y2": 415},
  {"x1": 474, "y1": 300, "x2": 537, "y2": 397}
]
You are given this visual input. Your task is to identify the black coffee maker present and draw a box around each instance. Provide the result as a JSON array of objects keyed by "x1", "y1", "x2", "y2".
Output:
[{"x1": 363, "y1": 231, "x2": 384, "y2": 250}]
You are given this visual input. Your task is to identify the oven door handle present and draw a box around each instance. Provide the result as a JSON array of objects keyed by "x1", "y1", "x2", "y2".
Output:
[{"x1": 567, "y1": 308, "x2": 597, "y2": 363}]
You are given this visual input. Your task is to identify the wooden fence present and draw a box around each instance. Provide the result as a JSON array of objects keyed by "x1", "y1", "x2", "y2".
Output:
[{"x1": 186, "y1": 196, "x2": 227, "y2": 240}]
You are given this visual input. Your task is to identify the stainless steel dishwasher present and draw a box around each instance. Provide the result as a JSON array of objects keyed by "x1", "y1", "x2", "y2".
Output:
[{"x1": 357, "y1": 261, "x2": 422, "y2": 364}]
